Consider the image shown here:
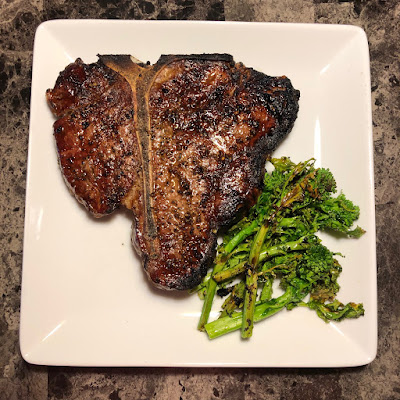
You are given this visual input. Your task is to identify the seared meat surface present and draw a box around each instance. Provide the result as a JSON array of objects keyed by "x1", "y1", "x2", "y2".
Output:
[
  {"x1": 47, "y1": 58, "x2": 143, "y2": 217},
  {"x1": 47, "y1": 54, "x2": 300, "y2": 290}
]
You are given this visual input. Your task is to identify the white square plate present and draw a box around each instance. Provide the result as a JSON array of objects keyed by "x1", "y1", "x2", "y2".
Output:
[{"x1": 21, "y1": 20, "x2": 377, "y2": 367}]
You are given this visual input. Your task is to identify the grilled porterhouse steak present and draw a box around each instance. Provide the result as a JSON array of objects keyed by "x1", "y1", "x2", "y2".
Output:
[{"x1": 47, "y1": 54, "x2": 300, "y2": 290}]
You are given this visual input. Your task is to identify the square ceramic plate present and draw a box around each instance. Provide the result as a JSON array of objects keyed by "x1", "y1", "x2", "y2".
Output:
[{"x1": 20, "y1": 20, "x2": 377, "y2": 367}]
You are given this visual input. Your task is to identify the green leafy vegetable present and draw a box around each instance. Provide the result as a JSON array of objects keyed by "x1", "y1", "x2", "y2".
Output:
[{"x1": 193, "y1": 157, "x2": 365, "y2": 339}]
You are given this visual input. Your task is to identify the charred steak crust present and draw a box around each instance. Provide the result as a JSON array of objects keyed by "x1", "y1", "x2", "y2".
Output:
[{"x1": 47, "y1": 54, "x2": 300, "y2": 290}]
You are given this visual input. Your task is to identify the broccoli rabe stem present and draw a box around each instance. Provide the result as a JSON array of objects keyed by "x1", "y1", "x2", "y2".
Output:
[
  {"x1": 213, "y1": 261, "x2": 246, "y2": 283},
  {"x1": 259, "y1": 276, "x2": 273, "y2": 301},
  {"x1": 259, "y1": 236, "x2": 311, "y2": 262},
  {"x1": 205, "y1": 286, "x2": 299, "y2": 339},
  {"x1": 197, "y1": 259, "x2": 225, "y2": 331},
  {"x1": 224, "y1": 220, "x2": 259, "y2": 254},
  {"x1": 242, "y1": 223, "x2": 271, "y2": 338},
  {"x1": 241, "y1": 263, "x2": 258, "y2": 338},
  {"x1": 249, "y1": 224, "x2": 270, "y2": 266}
]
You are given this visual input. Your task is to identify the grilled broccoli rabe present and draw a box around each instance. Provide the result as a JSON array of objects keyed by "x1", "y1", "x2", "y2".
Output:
[{"x1": 195, "y1": 157, "x2": 365, "y2": 339}]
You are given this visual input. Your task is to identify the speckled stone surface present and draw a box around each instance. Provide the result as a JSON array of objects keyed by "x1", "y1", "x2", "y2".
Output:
[{"x1": 0, "y1": 0, "x2": 399, "y2": 399}]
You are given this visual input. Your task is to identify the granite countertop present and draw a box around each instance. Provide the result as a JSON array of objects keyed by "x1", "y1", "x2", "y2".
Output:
[{"x1": 1, "y1": 1, "x2": 399, "y2": 399}]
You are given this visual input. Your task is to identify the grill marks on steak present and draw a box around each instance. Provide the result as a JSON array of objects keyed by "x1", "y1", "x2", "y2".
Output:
[{"x1": 47, "y1": 54, "x2": 300, "y2": 290}]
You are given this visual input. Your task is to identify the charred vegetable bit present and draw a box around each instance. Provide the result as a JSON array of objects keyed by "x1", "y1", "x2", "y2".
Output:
[{"x1": 193, "y1": 157, "x2": 365, "y2": 339}]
